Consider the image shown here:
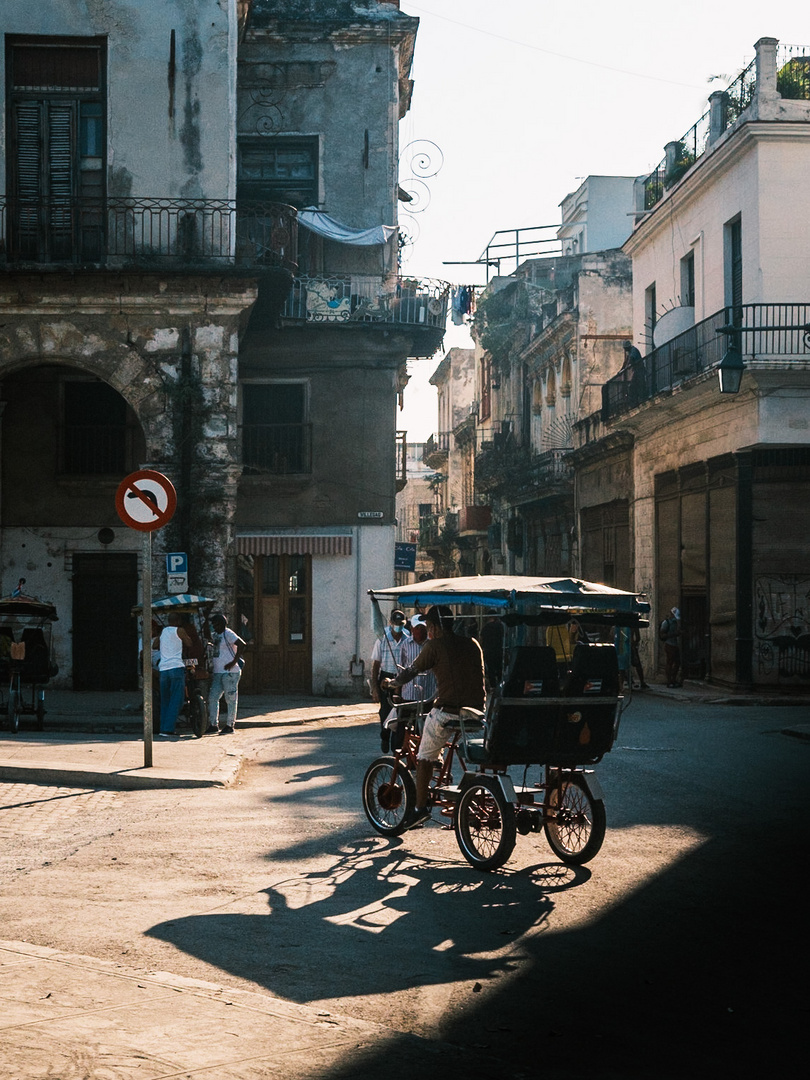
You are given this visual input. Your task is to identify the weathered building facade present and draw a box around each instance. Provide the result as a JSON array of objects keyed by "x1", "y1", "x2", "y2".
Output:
[
  {"x1": 581, "y1": 37, "x2": 810, "y2": 690},
  {"x1": 0, "y1": 0, "x2": 444, "y2": 694}
]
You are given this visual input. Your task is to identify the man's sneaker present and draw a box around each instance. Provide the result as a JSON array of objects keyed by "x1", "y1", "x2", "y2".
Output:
[
  {"x1": 220, "y1": 726, "x2": 235, "y2": 734},
  {"x1": 407, "y1": 808, "x2": 431, "y2": 830},
  {"x1": 205, "y1": 726, "x2": 219, "y2": 735}
]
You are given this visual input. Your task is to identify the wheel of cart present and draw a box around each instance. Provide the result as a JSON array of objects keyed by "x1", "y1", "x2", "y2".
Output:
[
  {"x1": 362, "y1": 698, "x2": 483, "y2": 836},
  {"x1": 0, "y1": 587, "x2": 58, "y2": 734},
  {"x1": 365, "y1": 576, "x2": 650, "y2": 873}
]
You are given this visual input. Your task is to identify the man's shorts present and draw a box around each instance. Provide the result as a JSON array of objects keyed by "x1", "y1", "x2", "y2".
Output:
[{"x1": 417, "y1": 706, "x2": 458, "y2": 761}]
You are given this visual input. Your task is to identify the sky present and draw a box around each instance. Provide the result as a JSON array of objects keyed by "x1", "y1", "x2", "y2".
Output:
[{"x1": 394, "y1": 0, "x2": 807, "y2": 440}]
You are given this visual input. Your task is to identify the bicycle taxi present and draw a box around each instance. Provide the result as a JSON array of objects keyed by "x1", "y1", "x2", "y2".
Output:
[
  {"x1": 362, "y1": 575, "x2": 650, "y2": 871},
  {"x1": 0, "y1": 585, "x2": 59, "y2": 733}
]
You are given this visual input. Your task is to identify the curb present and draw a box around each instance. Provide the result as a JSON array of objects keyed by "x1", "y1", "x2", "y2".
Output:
[{"x1": 0, "y1": 752, "x2": 244, "y2": 790}]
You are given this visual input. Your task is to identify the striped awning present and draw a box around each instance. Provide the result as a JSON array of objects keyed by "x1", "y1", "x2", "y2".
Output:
[{"x1": 237, "y1": 534, "x2": 352, "y2": 556}]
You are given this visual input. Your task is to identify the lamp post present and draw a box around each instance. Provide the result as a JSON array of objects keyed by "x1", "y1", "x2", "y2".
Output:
[{"x1": 716, "y1": 324, "x2": 745, "y2": 394}]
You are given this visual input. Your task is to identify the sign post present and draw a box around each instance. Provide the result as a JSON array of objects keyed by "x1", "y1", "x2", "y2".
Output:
[{"x1": 115, "y1": 470, "x2": 177, "y2": 767}]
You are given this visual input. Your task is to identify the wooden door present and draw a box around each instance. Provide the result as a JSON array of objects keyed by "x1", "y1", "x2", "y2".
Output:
[
  {"x1": 72, "y1": 552, "x2": 138, "y2": 690},
  {"x1": 236, "y1": 553, "x2": 312, "y2": 693}
]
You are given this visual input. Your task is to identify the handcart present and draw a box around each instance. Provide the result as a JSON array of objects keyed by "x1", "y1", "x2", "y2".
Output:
[
  {"x1": 362, "y1": 575, "x2": 650, "y2": 871},
  {"x1": 0, "y1": 585, "x2": 59, "y2": 733},
  {"x1": 132, "y1": 594, "x2": 214, "y2": 738}
]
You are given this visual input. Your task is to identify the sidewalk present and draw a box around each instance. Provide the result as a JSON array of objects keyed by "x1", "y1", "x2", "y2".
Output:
[
  {"x1": 0, "y1": 939, "x2": 466, "y2": 1080},
  {"x1": 0, "y1": 693, "x2": 377, "y2": 790}
]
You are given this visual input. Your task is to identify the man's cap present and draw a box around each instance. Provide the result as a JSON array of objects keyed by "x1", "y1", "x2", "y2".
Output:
[
  {"x1": 389, "y1": 609, "x2": 406, "y2": 625},
  {"x1": 671, "y1": 607, "x2": 681, "y2": 619},
  {"x1": 409, "y1": 614, "x2": 426, "y2": 628}
]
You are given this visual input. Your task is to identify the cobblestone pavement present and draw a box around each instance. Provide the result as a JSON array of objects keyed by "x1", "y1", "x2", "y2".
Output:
[{"x1": 0, "y1": 782, "x2": 120, "y2": 835}]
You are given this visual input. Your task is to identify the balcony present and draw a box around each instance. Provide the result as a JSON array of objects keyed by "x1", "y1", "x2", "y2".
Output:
[
  {"x1": 602, "y1": 303, "x2": 810, "y2": 423},
  {"x1": 281, "y1": 274, "x2": 448, "y2": 346},
  {"x1": 641, "y1": 41, "x2": 810, "y2": 212},
  {"x1": 0, "y1": 197, "x2": 298, "y2": 271},
  {"x1": 423, "y1": 431, "x2": 451, "y2": 468}
]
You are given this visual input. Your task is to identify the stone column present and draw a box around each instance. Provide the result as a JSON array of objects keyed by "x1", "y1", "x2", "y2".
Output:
[{"x1": 754, "y1": 37, "x2": 780, "y2": 103}]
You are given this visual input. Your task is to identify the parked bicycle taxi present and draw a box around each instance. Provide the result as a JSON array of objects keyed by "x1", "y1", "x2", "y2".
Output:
[
  {"x1": 362, "y1": 575, "x2": 650, "y2": 872},
  {"x1": 0, "y1": 584, "x2": 58, "y2": 733}
]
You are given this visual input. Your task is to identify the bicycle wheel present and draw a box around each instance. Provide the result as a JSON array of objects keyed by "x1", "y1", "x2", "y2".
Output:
[
  {"x1": 543, "y1": 772, "x2": 606, "y2": 865},
  {"x1": 8, "y1": 688, "x2": 20, "y2": 733},
  {"x1": 454, "y1": 775, "x2": 517, "y2": 872},
  {"x1": 189, "y1": 690, "x2": 208, "y2": 739},
  {"x1": 362, "y1": 756, "x2": 416, "y2": 836}
]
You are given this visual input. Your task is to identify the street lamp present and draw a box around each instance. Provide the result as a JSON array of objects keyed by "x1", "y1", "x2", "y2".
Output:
[{"x1": 716, "y1": 324, "x2": 745, "y2": 394}]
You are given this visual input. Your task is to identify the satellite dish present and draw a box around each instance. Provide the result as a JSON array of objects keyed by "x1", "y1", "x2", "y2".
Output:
[{"x1": 653, "y1": 305, "x2": 695, "y2": 348}]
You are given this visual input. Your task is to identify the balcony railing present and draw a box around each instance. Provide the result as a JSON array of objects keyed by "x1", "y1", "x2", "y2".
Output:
[
  {"x1": 642, "y1": 43, "x2": 810, "y2": 212},
  {"x1": 602, "y1": 303, "x2": 810, "y2": 422},
  {"x1": 242, "y1": 422, "x2": 312, "y2": 475},
  {"x1": 282, "y1": 274, "x2": 448, "y2": 331},
  {"x1": 0, "y1": 197, "x2": 298, "y2": 270}
]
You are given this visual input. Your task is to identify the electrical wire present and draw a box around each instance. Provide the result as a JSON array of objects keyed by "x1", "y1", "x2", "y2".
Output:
[{"x1": 406, "y1": 2, "x2": 705, "y2": 90}]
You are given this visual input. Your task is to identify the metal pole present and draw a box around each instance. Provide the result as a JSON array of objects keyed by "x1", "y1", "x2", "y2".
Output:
[{"x1": 142, "y1": 530, "x2": 153, "y2": 767}]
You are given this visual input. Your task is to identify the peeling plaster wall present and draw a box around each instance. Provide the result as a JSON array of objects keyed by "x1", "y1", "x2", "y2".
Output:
[{"x1": 0, "y1": 0, "x2": 236, "y2": 200}]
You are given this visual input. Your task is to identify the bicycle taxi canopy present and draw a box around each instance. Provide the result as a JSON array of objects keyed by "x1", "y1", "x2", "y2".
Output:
[
  {"x1": 369, "y1": 576, "x2": 650, "y2": 770},
  {"x1": 368, "y1": 575, "x2": 650, "y2": 627},
  {"x1": 131, "y1": 593, "x2": 215, "y2": 617}
]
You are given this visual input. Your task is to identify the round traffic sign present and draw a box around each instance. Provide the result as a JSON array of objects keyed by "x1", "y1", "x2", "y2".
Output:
[{"x1": 115, "y1": 470, "x2": 177, "y2": 532}]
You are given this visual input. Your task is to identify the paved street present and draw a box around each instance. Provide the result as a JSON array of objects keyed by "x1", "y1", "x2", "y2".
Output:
[{"x1": 0, "y1": 690, "x2": 807, "y2": 1079}]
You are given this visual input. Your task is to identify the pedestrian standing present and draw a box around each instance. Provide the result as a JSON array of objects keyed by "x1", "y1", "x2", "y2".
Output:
[
  {"x1": 208, "y1": 613, "x2": 245, "y2": 734},
  {"x1": 154, "y1": 613, "x2": 192, "y2": 737},
  {"x1": 660, "y1": 607, "x2": 683, "y2": 687}
]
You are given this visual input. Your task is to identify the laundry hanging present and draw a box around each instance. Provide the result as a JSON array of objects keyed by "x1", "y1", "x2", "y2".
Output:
[{"x1": 298, "y1": 208, "x2": 397, "y2": 246}]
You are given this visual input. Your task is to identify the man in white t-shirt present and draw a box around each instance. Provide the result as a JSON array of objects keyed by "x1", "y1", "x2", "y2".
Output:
[{"x1": 208, "y1": 613, "x2": 246, "y2": 734}]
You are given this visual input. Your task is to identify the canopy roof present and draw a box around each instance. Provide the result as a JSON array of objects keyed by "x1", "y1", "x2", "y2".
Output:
[
  {"x1": 0, "y1": 593, "x2": 58, "y2": 620},
  {"x1": 369, "y1": 576, "x2": 649, "y2": 625},
  {"x1": 131, "y1": 594, "x2": 215, "y2": 615}
]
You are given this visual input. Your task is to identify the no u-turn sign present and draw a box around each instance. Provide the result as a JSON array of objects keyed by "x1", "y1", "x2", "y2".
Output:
[{"x1": 115, "y1": 470, "x2": 177, "y2": 532}]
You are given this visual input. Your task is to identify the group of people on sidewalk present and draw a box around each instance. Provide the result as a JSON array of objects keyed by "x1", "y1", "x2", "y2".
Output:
[{"x1": 152, "y1": 613, "x2": 246, "y2": 738}]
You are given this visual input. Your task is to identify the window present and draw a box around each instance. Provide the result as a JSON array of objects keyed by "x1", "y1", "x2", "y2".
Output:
[
  {"x1": 62, "y1": 380, "x2": 138, "y2": 475},
  {"x1": 479, "y1": 353, "x2": 492, "y2": 420},
  {"x1": 237, "y1": 137, "x2": 318, "y2": 208},
  {"x1": 242, "y1": 383, "x2": 311, "y2": 474},
  {"x1": 644, "y1": 283, "x2": 657, "y2": 346},
  {"x1": 680, "y1": 251, "x2": 695, "y2": 307},
  {"x1": 6, "y1": 37, "x2": 106, "y2": 262},
  {"x1": 725, "y1": 216, "x2": 742, "y2": 313}
]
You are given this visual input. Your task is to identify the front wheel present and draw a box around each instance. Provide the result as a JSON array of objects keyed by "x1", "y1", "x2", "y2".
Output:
[
  {"x1": 189, "y1": 690, "x2": 208, "y2": 739},
  {"x1": 543, "y1": 772, "x2": 606, "y2": 865},
  {"x1": 362, "y1": 756, "x2": 416, "y2": 836},
  {"x1": 454, "y1": 775, "x2": 517, "y2": 872}
]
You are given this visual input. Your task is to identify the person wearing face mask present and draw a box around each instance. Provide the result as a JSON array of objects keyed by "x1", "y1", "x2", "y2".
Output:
[{"x1": 370, "y1": 609, "x2": 410, "y2": 753}]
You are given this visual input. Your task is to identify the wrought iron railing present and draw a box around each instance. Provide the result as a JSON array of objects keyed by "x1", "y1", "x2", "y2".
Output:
[
  {"x1": 602, "y1": 303, "x2": 810, "y2": 422},
  {"x1": 643, "y1": 110, "x2": 711, "y2": 210},
  {"x1": 282, "y1": 274, "x2": 448, "y2": 331},
  {"x1": 776, "y1": 44, "x2": 810, "y2": 100},
  {"x1": 0, "y1": 197, "x2": 298, "y2": 270},
  {"x1": 424, "y1": 432, "x2": 452, "y2": 458},
  {"x1": 242, "y1": 422, "x2": 312, "y2": 475}
]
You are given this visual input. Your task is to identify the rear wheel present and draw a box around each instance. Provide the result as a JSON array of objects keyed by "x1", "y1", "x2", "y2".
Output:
[
  {"x1": 455, "y1": 775, "x2": 517, "y2": 871},
  {"x1": 543, "y1": 772, "x2": 606, "y2": 865},
  {"x1": 362, "y1": 756, "x2": 416, "y2": 836},
  {"x1": 190, "y1": 690, "x2": 208, "y2": 738}
]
